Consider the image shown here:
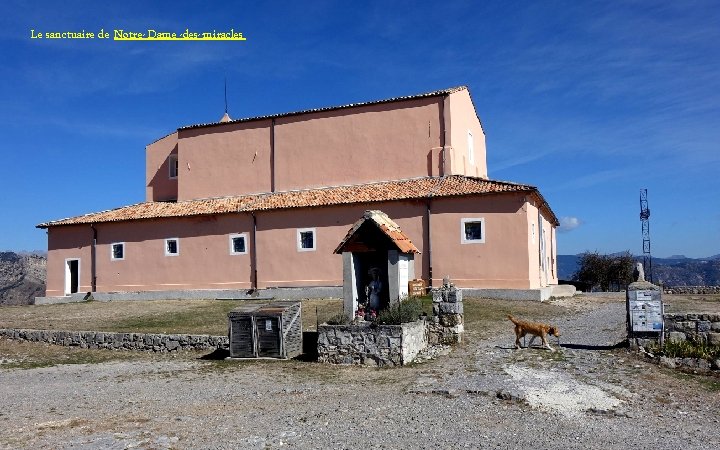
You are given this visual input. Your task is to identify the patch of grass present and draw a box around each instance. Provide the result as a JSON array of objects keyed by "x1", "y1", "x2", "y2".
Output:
[
  {"x1": 649, "y1": 339, "x2": 720, "y2": 361},
  {"x1": 0, "y1": 339, "x2": 148, "y2": 370},
  {"x1": 663, "y1": 294, "x2": 720, "y2": 314},
  {"x1": 0, "y1": 298, "x2": 344, "y2": 335},
  {"x1": 325, "y1": 313, "x2": 350, "y2": 325},
  {"x1": 463, "y1": 297, "x2": 569, "y2": 337},
  {"x1": 302, "y1": 299, "x2": 343, "y2": 330},
  {"x1": 667, "y1": 370, "x2": 720, "y2": 392},
  {"x1": 102, "y1": 300, "x2": 245, "y2": 335}
]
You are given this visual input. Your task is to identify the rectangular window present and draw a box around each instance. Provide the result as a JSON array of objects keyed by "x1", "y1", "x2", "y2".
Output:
[
  {"x1": 165, "y1": 238, "x2": 179, "y2": 256},
  {"x1": 297, "y1": 228, "x2": 316, "y2": 252},
  {"x1": 111, "y1": 242, "x2": 125, "y2": 261},
  {"x1": 461, "y1": 218, "x2": 485, "y2": 244},
  {"x1": 229, "y1": 233, "x2": 248, "y2": 255},
  {"x1": 467, "y1": 131, "x2": 475, "y2": 165},
  {"x1": 168, "y1": 154, "x2": 178, "y2": 179}
]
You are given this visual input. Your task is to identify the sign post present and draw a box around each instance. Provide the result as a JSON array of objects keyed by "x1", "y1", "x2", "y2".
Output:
[{"x1": 626, "y1": 264, "x2": 663, "y2": 348}]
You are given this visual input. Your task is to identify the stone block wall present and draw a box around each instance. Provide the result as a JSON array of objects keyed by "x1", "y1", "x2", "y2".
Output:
[
  {"x1": 0, "y1": 328, "x2": 228, "y2": 352},
  {"x1": 429, "y1": 283, "x2": 464, "y2": 344},
  {"x1": 317, "y1": 320, "x2": 427, "y2": 367},
  {"x1": 663, "y1": 286, "x2": 720, "y2": 295},
  {"x1": 664, "y1": 314, "x2": 720, "y2": 346}
]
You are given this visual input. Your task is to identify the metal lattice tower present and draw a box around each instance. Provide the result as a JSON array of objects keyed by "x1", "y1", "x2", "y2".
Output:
[{"x1": 639, "y1": 189, "x2": 652, "y2": 282}]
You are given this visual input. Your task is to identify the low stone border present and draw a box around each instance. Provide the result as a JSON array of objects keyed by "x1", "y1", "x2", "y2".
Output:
[
  {"x1": 657, "y1": 355, "x2": 720, "y2": 371},
  {"x1": 0, "y1": 328, "x2": 228, "y2": 352},
  {"x1": 317, "y1": 320, "x2": 427, "y2": 367},
  {"x1": 664, "y1": 313, "x2": 720, "y2": 345},
  {"x1": 633, "y1": 312, "x2": 720, "y2": 372},
  {"x1": 663, "y1": 286, "x2": 720, "y2": 295}
]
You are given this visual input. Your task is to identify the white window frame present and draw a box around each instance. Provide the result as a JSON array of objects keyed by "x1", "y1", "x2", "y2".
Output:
[
  {"x1": 164, "y1": 238, "x2": 180, "y2": 256},
  {"x1": 461, "y1": 218, "x2": 485, "y2": 244},
  {"x1": 168, "y1": 154, "x2": 178, "y2": 179},
  {"x1": 297, "y1": 228, "x2": 316, "y2": 252},
  {"x1": 467, "y1": 130, "x2": 475, "y2": 165},
  {"x1": 229, "y1": 233, "x2": 248, "y2": 255},
  {"x1": 111, "y1": 242, "x2": 125, "y2": 261}
]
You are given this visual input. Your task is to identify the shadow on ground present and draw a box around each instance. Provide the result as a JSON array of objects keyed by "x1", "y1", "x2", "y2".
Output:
[
  {"x1": 197, "y1": 331, "x2": 319, "y2": 362},
  {"x1": 559, "y1": 340, "x2": 628, "y2": 351}
]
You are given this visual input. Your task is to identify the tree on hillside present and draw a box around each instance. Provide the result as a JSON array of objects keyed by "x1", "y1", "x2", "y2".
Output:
[{"x1": 573, "y1": 251, "x2": 635, "y2": 292}]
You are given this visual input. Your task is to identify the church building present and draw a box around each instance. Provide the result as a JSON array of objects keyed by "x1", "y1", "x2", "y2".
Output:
[{"x1": 38, "y1": 86, "x2": 560, "y2": 302}]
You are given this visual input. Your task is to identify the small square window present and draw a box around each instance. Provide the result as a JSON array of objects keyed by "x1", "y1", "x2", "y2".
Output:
[
  {"x1": 461, "y1": 218, "x2": 485, "y2": 244},
  {"x1": 111, "y1": 242, "x2": 125, "y2": 260},
  {"x1": 297, "y1": 228, "x2": 316, "y2": 252},
  {"x1": 165, "y1": 238, "x2": 179, "y2": 256},
  {"x1": 229, "y1": 233, "x2": 247, "y2": 255},
  {"x1": 168, "y1": 154, "x2": 178, "y2": 179}
]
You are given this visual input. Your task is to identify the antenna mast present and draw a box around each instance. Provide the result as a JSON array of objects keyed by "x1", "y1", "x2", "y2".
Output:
[
  {"x1": 224, "y1": 76, "x2": 228, "y2": 114},
  {"x1": 639, "y1": 188, "x2": 652, "y2": 282}
]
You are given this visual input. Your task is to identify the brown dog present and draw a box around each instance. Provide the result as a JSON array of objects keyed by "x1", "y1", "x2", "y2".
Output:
[{"x1": 507, "y1": 315, "x2": 560, "y2": 350}]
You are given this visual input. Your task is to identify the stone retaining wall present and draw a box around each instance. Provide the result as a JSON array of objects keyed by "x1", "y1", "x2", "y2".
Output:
[
  {"x1": 664, "y1": 313, "x2": 720, "y2": 346},
  {"x1": 0, "y1": 328, "x2": 228, "y2": 352},
  {"x1": 317, "y1": 320, "x2": 427, "y2": 367},
  {"x1": 429, "y1": 283, "x2": 464, "y2": 344},
  {"x1": 660, "y1": 314, "x2": 720, "y2": 371},
  {"x1": 663, "y1": 286, "x2": 720, "y2": 295}
]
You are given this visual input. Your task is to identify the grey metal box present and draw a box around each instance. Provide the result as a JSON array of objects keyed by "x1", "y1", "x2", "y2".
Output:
[{"x1": 228, "y1": 301, "x2": 302, "y2": 359}]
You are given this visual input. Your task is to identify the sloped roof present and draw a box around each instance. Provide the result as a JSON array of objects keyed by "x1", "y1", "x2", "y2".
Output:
[
  {"x1": 37, "y1": 175, "x2": 558, "y2": 228},
  {"x1": 334, "y1": 210, "x2": 420, "y2": 254},
  {"x1": 178, "y1": 86, "x2": 468, "y2": 131}
]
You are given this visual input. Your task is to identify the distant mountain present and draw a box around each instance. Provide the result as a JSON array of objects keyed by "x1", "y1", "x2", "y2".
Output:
[
  {"x1": 0, "y1": 252, "x2": 46, "y2": 305},
  {"x1": 557, "y1": 254, "x2": 580, "y2": 280},
  {"x1": 558, "y1": 253, "x2": 720, "y2": 287}
]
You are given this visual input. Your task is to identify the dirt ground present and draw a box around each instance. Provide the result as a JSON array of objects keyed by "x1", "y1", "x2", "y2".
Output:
[{"x1": 1, "y1": 293, "x2": 719, "y2": 449}]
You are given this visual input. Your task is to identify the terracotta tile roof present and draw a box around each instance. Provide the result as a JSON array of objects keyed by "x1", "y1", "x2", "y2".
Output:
[
  {"x1": 37, "y1": 175, "x2": 558, "y2": 228},
  {"x1": 334, "y1": 210, "x2": 420, "y2": 254},
  {"x1": 179, "y1": 86, "x2": 468, "y2": 131}
]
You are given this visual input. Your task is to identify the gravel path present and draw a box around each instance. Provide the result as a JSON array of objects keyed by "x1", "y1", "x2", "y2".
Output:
[{"x1": 1, "y1": 296, "x2": 719, "y2": 449}]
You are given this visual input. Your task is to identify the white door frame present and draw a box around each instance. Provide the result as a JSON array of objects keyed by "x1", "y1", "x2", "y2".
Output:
[{"x1": 64, "y1": 258, "x2": 80, "y2": 295}]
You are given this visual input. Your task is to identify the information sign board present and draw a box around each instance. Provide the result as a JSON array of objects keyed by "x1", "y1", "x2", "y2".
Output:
[{"x1": 628, "y1": 290, "x2": 663, "y2": 332}]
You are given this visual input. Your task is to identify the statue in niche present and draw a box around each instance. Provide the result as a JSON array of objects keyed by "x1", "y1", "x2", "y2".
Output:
[{"x1": 365, "y1": 267, "x2": 382, "y2": 312}]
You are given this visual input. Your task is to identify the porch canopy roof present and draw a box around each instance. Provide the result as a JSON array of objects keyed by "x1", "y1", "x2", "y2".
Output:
[{"x1": 334, "y1": 210, "x2": 420, "y2": 255}]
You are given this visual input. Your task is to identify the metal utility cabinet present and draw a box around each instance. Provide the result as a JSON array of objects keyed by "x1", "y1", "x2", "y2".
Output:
[{"x1": 227, "y1": 301, "x2": 302, "y2": 359}]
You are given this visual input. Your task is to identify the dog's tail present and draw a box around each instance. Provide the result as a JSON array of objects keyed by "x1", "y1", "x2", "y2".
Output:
[{"x1": 507, "y1": 314, "x2": 519, "y2": 325}]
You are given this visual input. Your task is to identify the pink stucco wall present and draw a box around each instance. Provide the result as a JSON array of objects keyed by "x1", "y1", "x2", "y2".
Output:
[
  {"x1": 524, "y1": 200, "x2": 559, "y2": 288},
  {"x1": 46, "y1": 225, "x2": 93, "y2": 296},
  {"x1": 177, "y1": 120, "x2": 273, "y2": 201},
  {"x1": 429, "y1": 194, "x2": 533, "y2": 288},
  {"x1": 254, "y1": 202, "x2": 427, "y2": 288},
  {"x1": 44, "y1": 194, "x2": 554, "y2": 296},
  {"x1": 147, "y1": 97, "x2": 447, "y2": 202},
  {"x1": 273, "y1": 97, "x2": 443, "y2": 191},
  {"x1": 94, "y1": 215, "x2": 254, "y2": 292},
  {"x1": 145, "y1": 132, "x2": 178, "y2": 202},
  {"x1": 446, "y1": 89, "x2": 488, "y2": 178},
  {"x1": 145, "y1": 91, "x2": 491, "y2": 202}
]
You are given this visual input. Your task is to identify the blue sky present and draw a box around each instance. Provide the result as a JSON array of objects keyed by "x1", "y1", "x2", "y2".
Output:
[{"x1": 1, "y1": 0, "x2": 718, "y2": 258}]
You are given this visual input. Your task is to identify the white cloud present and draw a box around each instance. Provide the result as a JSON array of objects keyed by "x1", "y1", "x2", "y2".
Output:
[{"x1": 558, "y1": 216, "x2": 582, "y2": 233}]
